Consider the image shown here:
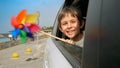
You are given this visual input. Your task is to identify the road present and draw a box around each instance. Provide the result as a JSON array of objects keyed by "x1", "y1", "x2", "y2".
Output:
[{"x1": 0, "y1": 37, "x2": 49, "y2": 68}]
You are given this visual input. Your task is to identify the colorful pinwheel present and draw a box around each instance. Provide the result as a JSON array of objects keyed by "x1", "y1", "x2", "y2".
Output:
[{"x1": 10, "y1": 9, "x2": 41, "y2": 43}]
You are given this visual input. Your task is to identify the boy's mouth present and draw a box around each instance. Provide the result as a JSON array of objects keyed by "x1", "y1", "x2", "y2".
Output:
[{"x1": 67, "y1": 30, "x2": 75, "y2": 35}]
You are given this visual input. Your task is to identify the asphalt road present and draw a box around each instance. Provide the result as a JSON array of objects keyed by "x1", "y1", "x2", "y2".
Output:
[{"x1": 0, "y1": 37, "x2": 48, "y2": 68}]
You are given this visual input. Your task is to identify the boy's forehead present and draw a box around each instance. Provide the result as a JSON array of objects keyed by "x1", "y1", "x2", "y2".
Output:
[{"x1": 64, "y1": 13, "x2": 76, "y2": 17}]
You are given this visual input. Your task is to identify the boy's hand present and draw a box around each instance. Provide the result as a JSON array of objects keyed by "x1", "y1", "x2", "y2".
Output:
[{"x1": 61, "y1": 38, "x2": 75, "y2": 44}]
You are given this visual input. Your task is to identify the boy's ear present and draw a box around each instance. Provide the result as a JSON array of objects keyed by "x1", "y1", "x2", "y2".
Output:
[{"x1": 80, "y1": 20, "x2": 85, "y2": 29}]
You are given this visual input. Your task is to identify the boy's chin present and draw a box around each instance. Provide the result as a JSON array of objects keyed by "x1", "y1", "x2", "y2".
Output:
[{"x1": 67, "y1": 35, "x2": 75, "y2": 39}]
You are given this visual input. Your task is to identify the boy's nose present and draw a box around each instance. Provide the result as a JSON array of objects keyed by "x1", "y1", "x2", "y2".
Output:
[{"x1": 67, "y1": 23, "x2": 72, "y2": 28}]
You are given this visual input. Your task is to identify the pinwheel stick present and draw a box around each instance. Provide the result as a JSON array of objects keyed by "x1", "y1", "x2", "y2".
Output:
[{"x1": 40, "y1": 31, "x2": 75, "y2": 44}]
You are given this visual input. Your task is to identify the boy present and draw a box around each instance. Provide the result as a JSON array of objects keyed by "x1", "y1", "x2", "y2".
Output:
[{"x1": 58, "y1": 7, "x2": 85, "y2": 47}]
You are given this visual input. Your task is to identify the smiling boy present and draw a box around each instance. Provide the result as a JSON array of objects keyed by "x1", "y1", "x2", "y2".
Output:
[{"x1": 58, "y1": 7, "x2": 85, "y2": 47}]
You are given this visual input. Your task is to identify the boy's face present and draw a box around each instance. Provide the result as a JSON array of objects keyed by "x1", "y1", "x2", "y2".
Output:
[{"x1": 59, "y1": 13, "x2": 81, "y2": 39}]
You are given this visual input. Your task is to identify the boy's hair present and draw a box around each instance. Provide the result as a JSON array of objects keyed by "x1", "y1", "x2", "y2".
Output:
[{"x1": 58, "y1": 6, "x2": 84, "y2": 31}]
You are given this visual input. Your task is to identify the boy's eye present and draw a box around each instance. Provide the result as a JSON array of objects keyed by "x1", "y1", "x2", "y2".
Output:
[
  {"x1": 61, "y1": 22, "x2": 67, "y2": 26},
  {"x1": 71, "y1": 20, "x2": 76, "y2": 24}
]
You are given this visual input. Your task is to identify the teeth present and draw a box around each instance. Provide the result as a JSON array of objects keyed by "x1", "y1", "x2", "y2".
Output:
[{"x1": 67, "y1": 31, "x2": 73, "y2": 35}]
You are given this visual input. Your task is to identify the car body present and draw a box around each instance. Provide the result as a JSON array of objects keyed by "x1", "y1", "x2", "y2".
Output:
[
  {"x1": 46, "y1": 0, "x2": 88, "y2": 68},
  {"x1": 46, "y1": 0, "x2": 120, "y2": 68}
]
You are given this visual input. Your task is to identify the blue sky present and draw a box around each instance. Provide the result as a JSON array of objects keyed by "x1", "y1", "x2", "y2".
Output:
[{"x1": 0, "y1": 0, "x2": 64, "y2": 33}]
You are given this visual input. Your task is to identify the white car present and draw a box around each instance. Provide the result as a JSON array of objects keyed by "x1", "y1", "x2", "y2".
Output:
[
  {"x1": 46, "y1": 0, "x2": 120, "y2": 68},
  {"x1": 46, "y1": 0, "x2": 88, "y2": 68}
]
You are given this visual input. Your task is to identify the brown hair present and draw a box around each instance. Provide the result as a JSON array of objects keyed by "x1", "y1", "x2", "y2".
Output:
[{"x1": 58, "y1": 7, "x2": 84, "y2": 31}]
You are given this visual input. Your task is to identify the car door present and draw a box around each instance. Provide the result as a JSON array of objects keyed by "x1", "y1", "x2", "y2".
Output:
[
  {"x1": 82, "y1": 0, "x2": 120, "y2": 68},
  {"x1": 50, "y1": 0, "x2": 89, "y2": 68}
]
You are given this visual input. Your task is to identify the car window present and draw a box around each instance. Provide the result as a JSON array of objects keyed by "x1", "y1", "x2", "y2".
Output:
[{"x1": 51, "y1": 0, "x2": 89, "y2": 68}]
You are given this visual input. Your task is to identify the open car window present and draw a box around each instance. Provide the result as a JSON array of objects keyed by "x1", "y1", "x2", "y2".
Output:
[{"x1": 51, "y1": 0, "x2": 89, "y2": 68}]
